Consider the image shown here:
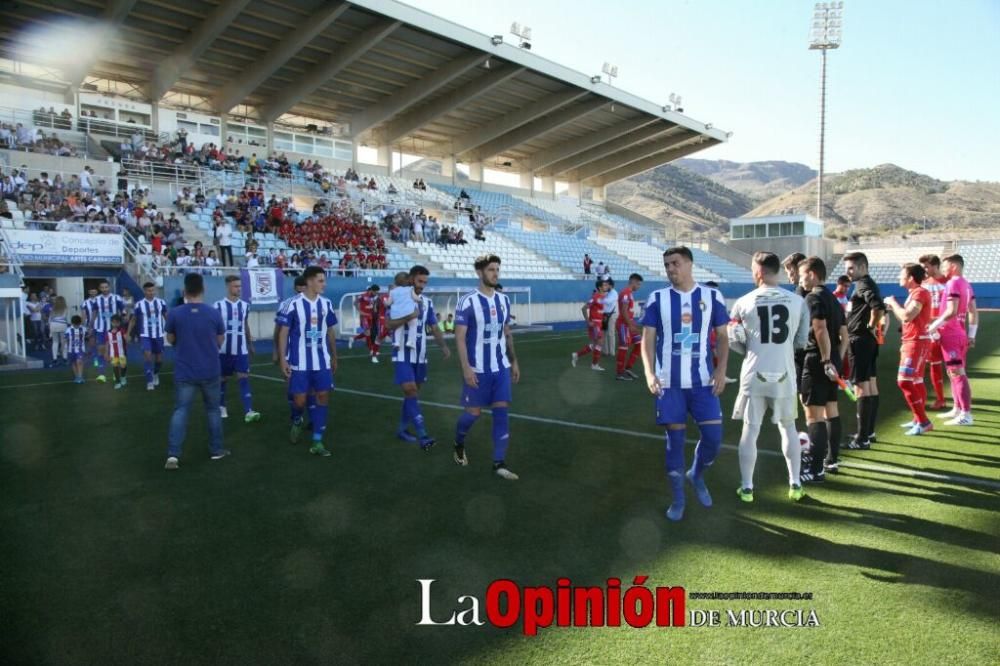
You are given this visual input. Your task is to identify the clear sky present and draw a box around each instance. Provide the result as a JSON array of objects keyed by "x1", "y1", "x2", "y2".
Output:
[{"x1": 414, "y1": 0, "x2": 1000, "y2": 182}]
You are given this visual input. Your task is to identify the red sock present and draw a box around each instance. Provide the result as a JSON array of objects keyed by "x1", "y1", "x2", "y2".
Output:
[
  {"x1": 592, "y1": 347, "x2": 601, "y2": 365},
  {"x1": 899, "y1": 381, "x2": 928, "y2": 424},
  {"x1": 626, "y1": 344, "x2": 641, "y2": 369},
  {"x1": 353, "y1": 332, "x2": 368, "y2": 341},
  {"x1": 371, "y1": 341, "x2": 380, "y2": 356},
  {"x1": 929, "y1": 362, "x2": 945, "y2": 403},
  {"x1": 616, "y1": 347, "x2": 627, "y2": 374},
  {"x1": 912, "y1": 382, "x2": 929, "y2": 423},
  {"x1": 576, "y1": 345, "x2": 592, "y2": 357}
]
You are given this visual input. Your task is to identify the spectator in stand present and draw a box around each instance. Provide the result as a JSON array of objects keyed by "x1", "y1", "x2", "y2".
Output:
[
  {"x1": 216, "y1": 217, "x2": 234, "y2": 267},
  {"x1": 583, "y1": 254, "x2": 593, "y2": 275}
]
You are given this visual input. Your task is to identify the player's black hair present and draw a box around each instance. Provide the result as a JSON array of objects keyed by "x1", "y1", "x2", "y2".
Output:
[
  {"x1": 837, "y1": 275, "x2": 851, "y2": 285},
  {"x1": 474, "y1": 254, "x2": 501, "y2": 271},
  {"x1": 409, "y1": 265, "x2": 430, "y2": 277},
  {"x1": 842, "y1": 251, "x2": 869, "y2": 268},
  {"x1": 224, "y1": 274, "x2": 240, "y2": 284},
  {"x1": 800, "y1": 256, "x2": 827, "y2": 282},
  {"x1": 662, "y1": 246, "x2": 693, "y2": 262},
  {"x1": 142, "y1": 281, "x2": 155, "y2": 289},
  {"x1": 918, "y1": 254, "x2": 940, "y2": 267},
  {"x1": 293, "y1": 275, "x2": 307, "y2": 288},
  {"x1": 110, "y1": 314, "x2": 121, "y2": 323},
  {"x1": 628, "y1": 273, "x2": 643, "y2": 282},
  {"x1": 183, "y1": 273, "x2": 204, "y2": 296},
  {"x1": 942, "y1": 253, "x2": 964, "y2": 268},
  {"x1": 704, "y1": 281, "x2": 719, "y2": 288},
  {"x1": 782, "y1": 252, "x2": 806, "y2": 270},
  {"x1": 752, "y1": 251, "x2": 781, "y2": 276},
  {"x1": 302, "y1": 266, "x2": 325, "y2": 281},
  {"x1": 71, "y1": 315, "x2": 82, "y2": 325},
  {"x1": 902, "y1": 262, "x2": 926, "y2": 284}
]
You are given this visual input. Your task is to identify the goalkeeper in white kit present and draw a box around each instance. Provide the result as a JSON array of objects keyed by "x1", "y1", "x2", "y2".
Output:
[{"x1": 728, "y1": 252, "x2": 810, "y2": 502}]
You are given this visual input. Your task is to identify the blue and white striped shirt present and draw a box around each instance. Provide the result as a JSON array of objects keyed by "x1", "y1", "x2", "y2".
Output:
[
  {"x1": 134, "y1": 298, "x2": 168, "y2": 339},
  {"x1": 274, "y1": 295, "x2": 298, "y2": 327},
  {"x1": 283, "y1": 295, "x2": 338, "y2": 371},
  {"x1": 392, "y1": 295, "x2": 437, "y2": 364},
  {"x1": 641, "y1": 284, "x2": 728, "y2": 389},
  {"x1": 455, "y1": 290, "x2": 511, "y2": 374},
  {"x1": 214, "y1": 298, "x2": 251, "y2": 356},
  {"x1": 89, "y1": 294, "x2": 126, "y2": 333},
  {"x1": 65, "y1": 325, "x2": 87, "y2": 354}
]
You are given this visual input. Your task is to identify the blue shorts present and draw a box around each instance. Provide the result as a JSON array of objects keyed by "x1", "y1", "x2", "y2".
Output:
[
  {"x1": 655, "y1": 386, "x2": 722, "y2": 425},
  {"x1": 289, "y1": 369, "x2": 333, "y2": 395},
  {"x1": 94, "y1": 331, "x2": 107, "y2": 345},
  {"x1": 68, "y1": 352, "x2": 84, "y2": 363},
  {"x1": 461, "y1": 368, "x2": 512, "y2": 408},
  {"x1": 141, "y1": 337, "x2": 165, "y2": 354},
  {"x1": 220, "y1": 353, "x2": 250, "y2": 376},
  {"x1": 394, "y1": 361, "x2": 428, "y2": 386}
]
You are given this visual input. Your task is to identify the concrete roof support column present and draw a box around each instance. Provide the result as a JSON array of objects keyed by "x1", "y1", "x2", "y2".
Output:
[
  {"x1": 568, "y1": 181, "x2": 582, "y2": 200},
  {"x1": 468, "y1": 161, "x2": 483, "y2": 185}
]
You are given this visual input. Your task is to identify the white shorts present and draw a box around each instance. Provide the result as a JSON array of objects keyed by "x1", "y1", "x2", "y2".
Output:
[{"x1": 732, "y1": 392, "x2": 799, "y2": 426}]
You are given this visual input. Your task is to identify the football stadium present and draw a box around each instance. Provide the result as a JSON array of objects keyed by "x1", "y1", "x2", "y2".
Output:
[{"x1": 0, "y1": 0, "x2": 997, "y2": 664}]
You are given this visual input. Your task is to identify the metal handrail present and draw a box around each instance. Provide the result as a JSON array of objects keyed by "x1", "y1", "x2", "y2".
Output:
[{"x1": 0, "y1": 224, "x2": 25, "y2": 278}]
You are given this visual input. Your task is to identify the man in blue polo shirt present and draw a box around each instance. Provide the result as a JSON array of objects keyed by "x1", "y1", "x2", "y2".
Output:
[{"x1": 164, "y1": 273, "x2": 228, "y2": 470}]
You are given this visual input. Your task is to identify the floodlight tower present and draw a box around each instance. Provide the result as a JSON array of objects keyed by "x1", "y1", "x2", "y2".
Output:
[{"x1": 809, "y1": 1, "x2": 843, "y2": 221}]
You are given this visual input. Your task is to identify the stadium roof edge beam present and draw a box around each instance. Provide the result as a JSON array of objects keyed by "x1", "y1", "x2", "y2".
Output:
[{"x1": 0, "y1": 0, "x2": 728, "y2": 183}]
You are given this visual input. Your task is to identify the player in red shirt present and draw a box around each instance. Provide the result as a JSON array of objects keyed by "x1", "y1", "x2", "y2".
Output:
[
  {"x1": 918, "y1": 253, "x2": 949, "y2": 409},
  {"x1": 571, "y1": 281, "x2": 610, "y2": 371},
  {"x1": 370, "y1": 287, "x2": 392, "y2": 363},
  {"x1": 884, "y1": 263, "x2": 933, "y2": 435},
  {"x1": 832, "y1": 275, "x2": 852, "y2": 379},
  {"x1": 615, "y1": 273, "x2": 644, "y2": 380},
  {"x1": 349, "y1": 285, "x2": 379, "y2": 354}
]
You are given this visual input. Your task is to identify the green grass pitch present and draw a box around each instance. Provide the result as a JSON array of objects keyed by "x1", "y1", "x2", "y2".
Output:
[{"x1": 1, "y1": 315, "x2": 998, "y2": 664}]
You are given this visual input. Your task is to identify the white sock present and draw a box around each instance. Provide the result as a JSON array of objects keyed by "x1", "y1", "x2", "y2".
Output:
[
  {"x1": 738, "y1": 422, "x2": 760, "y2": 489},
  {"x1": 779, "y1": 420, "x2": 801, "y2": 485}
]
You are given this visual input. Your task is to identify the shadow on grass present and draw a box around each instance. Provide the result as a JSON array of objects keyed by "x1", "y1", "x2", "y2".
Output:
[
  {"x1": 730, "y1": 515, "x2": 1000, "y2": 619},
  {"x1": 833, "y1": 468, "x2": 1000, "y2": 511}
]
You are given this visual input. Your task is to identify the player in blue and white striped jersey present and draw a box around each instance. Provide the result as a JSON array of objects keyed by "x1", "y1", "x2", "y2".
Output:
[
  {"x1": 272, "y1": 276, "x2": 312, "y2": 437},
  {"x1": 453, "y1": 254, "x2": 521, "y2": 480},
  {"x1": 65, "y1": 315, "x2": 88, "y2": 384},
  {"x1": 641, "y1": 246, "x2": 730, "y2": 521},
  {"x1": 128, "y1": 282, "x2": 168, "y2": 390},
  {"x1": 215, "y1": 275, "x2": 260, "y2": 423},
  {"x1": 88, "y1": 280, "x2": 126, "y2": 384},
  {"x1": 278, "y1": 266, "x2": 338, "y2": 457},
  {"x1": 387, "y1": 265, "x2": 451, "y2": 450}
]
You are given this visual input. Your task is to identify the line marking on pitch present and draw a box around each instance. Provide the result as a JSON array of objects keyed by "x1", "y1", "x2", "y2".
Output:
[{"x1": 248, "y1": 373, "x2": 1000, "y2": 491}]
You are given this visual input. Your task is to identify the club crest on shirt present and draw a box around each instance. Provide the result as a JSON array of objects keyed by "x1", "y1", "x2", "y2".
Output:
[
  {"x1": 681, "y1": 312, "x2": 693, "y2": 325},
  {"x1": 490, "y1": 307, "x2": 497, "y2": 317},
  {"x1": 310, "y1": 315, "x2": 318, "y2": 326}
]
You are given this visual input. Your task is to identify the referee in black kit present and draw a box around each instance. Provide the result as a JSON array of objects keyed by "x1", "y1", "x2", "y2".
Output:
[{"x1": 842, "y1": 251, "x2": 885, "y2": 450}]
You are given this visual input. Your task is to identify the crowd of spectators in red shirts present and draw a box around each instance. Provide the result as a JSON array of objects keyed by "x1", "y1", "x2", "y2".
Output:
[{"x1": 275, "y1": 209, "x2": 388, "y2": 271}]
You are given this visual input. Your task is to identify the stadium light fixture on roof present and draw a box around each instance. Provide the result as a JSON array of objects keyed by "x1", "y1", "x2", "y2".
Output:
[
  {"x1": 601, "y1": 62, "x2": 619, "y2": 86},
  {"x1": 490, "y1": 35, "x2": 503, "y2": 46},
  {"x1": 668, "y1": 92, "x2": 683, "y2": 113},
  {"x1": 510, "y1": 22, "x2": 532, "y2": 49}
]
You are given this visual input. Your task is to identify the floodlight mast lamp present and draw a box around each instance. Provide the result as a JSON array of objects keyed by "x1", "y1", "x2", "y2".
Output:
[{"x1": 809, "y1": 1, "x2": 843, "y2": 222}]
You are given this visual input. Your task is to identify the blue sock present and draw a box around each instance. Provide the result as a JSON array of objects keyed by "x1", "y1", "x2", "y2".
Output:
[
  {"x1": 398, "y1": 402, "x2": 409, "y2": 433},
  {"x1": 311, "y1": 403, "x2": 328, "y2": 441},
  {"x1": 692, "y1": 423, "x2": 723, "y2": 478},
  {"x1": 491, "y1": 407, "x2": 510, "y2": 463},
  {"x1": 307, "y1": 392, "x2": 317, "y2": 423},
  {"x1": 144, "y1": 360, "x2": 153, "y2": 384},
  {"x1": 288, "y1": 390, "x2": 302, "y2": 422},
  {"x1": 455, "y1": 411, "x2": 479, "y2": 444},
  {"x1": 667, "y1": 470, "x2": 686, "y2": 505},
  {"x1": 219, "y1": 379, "x2": 227, "y2": 409},
  {"x1": 154, "y1": 361, "x2": 162, "y2": 375},
  {"x1": 239, "y1": 377, "x2": 253, "y2": 413},
  {"x1": 665, "y1": 428, "x2": 687, "y2": 475},
  {"x1": 405, "y1": 397, "x2": 428, "y2": 438},
  {"x1": 98, "y1": 355, "x2": 106, "y2": 372}
]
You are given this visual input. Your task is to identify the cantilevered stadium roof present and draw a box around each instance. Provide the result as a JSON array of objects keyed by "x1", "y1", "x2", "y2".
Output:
[{"x1": 0, "y1": 0, "x2": 729, "y2": 186}]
